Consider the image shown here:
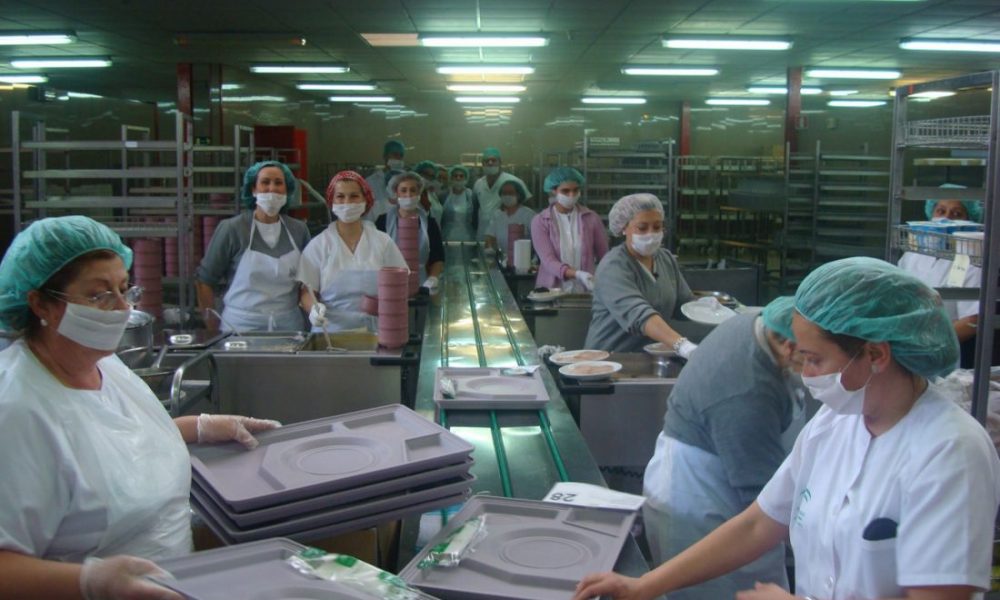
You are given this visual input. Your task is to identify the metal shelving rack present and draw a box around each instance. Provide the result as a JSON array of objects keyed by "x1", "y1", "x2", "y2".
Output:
[
  {"x1": 784, "y1": 141, "x2": 820, "y2": 285},
  {"x1": 674, "y1": 155, "x2": 714, "y2": 256},
  {"x1": 11, "y1": 110, "x2": 196, "y2": 314},
  {"x1": 813, "y1": 144, "x2": 891, "y2": 260},
  {"x1": 887, "y1": 71, "x2": 1000, "y2": 424}
]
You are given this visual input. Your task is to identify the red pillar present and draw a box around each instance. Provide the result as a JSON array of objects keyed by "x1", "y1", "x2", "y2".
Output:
[
  {"x1": 679, "y1": 100, "x2": 691, "y2": 156},
  {"x1": 177, "y1": 63, "x2": 193, "y2": 117},
  {"x1": 785, "y1": 66, "x2": 802, "y2": 154}
]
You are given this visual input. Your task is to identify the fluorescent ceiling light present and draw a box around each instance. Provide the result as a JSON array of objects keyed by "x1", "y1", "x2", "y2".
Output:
[
  {"x1": 0, "y1": 31, "x2": 75, "y2": 45},
  {"x1": 571, "y1": 107, "x2": 623, "y2": 112},
  {"x1": 223, "y1": 95, "x2": 287, "y2": 102},
  {"x1": 806, "y1": 68, "x2": 900, "y2": 79},
  {"x1": 297, "y1": 83, "x2": 376, "y2": 91},
  {"x1": 11, "y1": 56, "x2": 111, "y2": 68},
  {"x1": 66, "y1": 91, "x2": 102, "y2": 98},
  {"x1": 664, "y1": 37, "x2": 791, "y2": 51},
  {"x1": 747, "y1": 86, "x2": 822, "y2": 95},
  {"x1": 828, "y1": 100, "x2": 886, "y2": 107},
  {"x1": 250, "y1": 64, "x2": 348, "y2": 74},
  {"x1": 437, "y1": 65, "x2": 534, "y2": 75},
  {"x1": 582, "y1": 97, "x2": 647, "y2": 105},
  {"x1": 328, "y1": 95, "x2": 394, "y2": 102},
  {"x1": 0, "y1": 74, "x2": 47, "y2": 83},
  {"x1": 910, "y1": 90, "x2": 955, "y2": 99},
  {"x1": 900, "y1": 38, "x2": 1000, "y2": 53},
  {"x1": 622, "y1": 66, "x2": 718, "y2": 76},
  {"x1": 455, "y1": 96, "x2": 520, "y2": 103},
  {"x1": 706, "y1": 98, "x2": 771, "y2": 106},
  {"x1": 421, "y1": 35, "x2": 547, "y2": 47},
  {"x1": 829, "y1": 89, "x2": 859, "y2": 96},
  {"x1": 447, "y1": 84, "x2": 526, "y2": 92}
]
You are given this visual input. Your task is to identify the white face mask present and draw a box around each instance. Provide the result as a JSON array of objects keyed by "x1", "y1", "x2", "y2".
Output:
[
  {"x1": 398, "y1": 196, "x2": 418, "y2": 211},
  {"x1": 386, "y1": 158, "x2": 405, "y2": 171},
  {"x1": 501, "y1": 195, "x2": 518, "y2": 208},
  {"x1": 484, "y1": 165, "x2": 500, "y2": 176},
  {"x1": 800, "y1": 353, "x2": 874, "y2": 415},
  {"x1": 332, "y1": 202, "x2": 366, "y2": 223},
  {"x1": 57, "y1": 302, "x2": 131, "y2": 351},
  {"x1": 630, "y1": 232, "x2": 663, "y2": 256},
  {"x1": 556, "y1": 194, "x2": 578, "y2": 209},
  {"x1": 255, "y1": 192, "x2": 287, "y2": 217}
]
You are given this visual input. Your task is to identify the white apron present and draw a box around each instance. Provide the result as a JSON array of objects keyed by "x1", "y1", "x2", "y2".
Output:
[{"x1": 222, "y1": 217, "x2": 304, "y2": 332}]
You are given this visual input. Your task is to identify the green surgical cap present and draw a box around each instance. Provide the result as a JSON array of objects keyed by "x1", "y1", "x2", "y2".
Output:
[
  {"x1": 499, "y1": 177, "x2": 529, "y2": 201},
  {"x1": 414, "y1": 160, "x2": 438, "y2": 176},
  {"x1": 383, "y1": 139, "x2": 406, "y2": 158},
  {"x1": 794, "y1": 257, "x2": 958, "y2": 378},
  {"x1": 543, "y1": 166, "x2": 585, "y2": 193},
  {"x1": 241, "y1": 161, "x2": 298, "y2": 209},
  {"x1": 0, "y1": 216, "x2": 133, "y2": 331},
  {"x1": 483, "y1": 147, "x2": 501, "y2": 160},
  {"x1": 449, "y1": 164, "x2": 469, "y2": 179},
  {"x1": 761, "y1": 296, "x2": 795, "y2": 341}
]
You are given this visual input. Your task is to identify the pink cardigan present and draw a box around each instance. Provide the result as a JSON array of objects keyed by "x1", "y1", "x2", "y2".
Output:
[{"x1": 530, "y1": 204, "x2": 609, "y2": 289}]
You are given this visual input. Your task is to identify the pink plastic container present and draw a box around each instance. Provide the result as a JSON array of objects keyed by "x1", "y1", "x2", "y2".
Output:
[
  {"x1": 378, "y1": 312, "x2": 408, "y2": 329},
  {"x1": 378, "y1": 267, "x2": 408, "y2": 287},
  {"x1": 378, "y1": 297, "x2": 408, "y2": 315},
  {"x1": 361, "y1": 294, "x2": 379, "y2": 316},
  {"x1": 378, "y1": 327, "x2": 409, "y2": 349}
]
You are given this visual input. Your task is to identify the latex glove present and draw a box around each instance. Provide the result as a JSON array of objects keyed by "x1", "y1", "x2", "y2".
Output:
[
  {"x1": 308, "y1": 303, "x2": 327, "y2": 327},
  {"x1": 422, "y1": 276, "x2": 439, "y2": 293},
  {"x1": 80, "y1": 555, "x2": 182, "y2": 600},
  {"x1": 575, "y1": 270, "x2": 595, "y2": 291},
  {"x1": 196, "y1": 414, "x2": 282, "y2": 449},
  {"x1": 677, "y1": 339, "x2": 698, "y2": 360}
]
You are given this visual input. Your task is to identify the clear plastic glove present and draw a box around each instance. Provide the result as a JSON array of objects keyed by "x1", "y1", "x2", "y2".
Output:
[
  {"x1": 309, "y1": 303, "x2": 327, "y2": 327},
  {"x1": 422, "y1": 276, "x2": 439, "y2": 293},
  {"x1": 196, "y1": 414, "x2": 281, "y2": 449},
  {"x1": 80, "y1": 555, "x2": 182, "y2": 600},
  {"x1": 574, "y1": 270, "x2": 595, "y2": 291},
  {"x1": 677, "y1": 339, "x2": 698, "y2": 360}
]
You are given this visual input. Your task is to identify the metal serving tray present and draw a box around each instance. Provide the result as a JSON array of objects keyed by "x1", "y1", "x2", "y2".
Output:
[
  {"x1": 192, "y1": 458, "x2": 473, "y2": 524},
  {"x1": 399, "y1": 496, "x2": 637, "y2": 600},
  {"x1": 152, "y1": 538, "x2": 377, "y2": 599},
  {"x1": 209, "y1": 332, "x2": 307, "y2": 353},
  {"x1": 190, "y1": 405, "x2": 475, "y2": 511},
  {"x1": 433, "y1": 367, "x2": 550, "y2": 410}
]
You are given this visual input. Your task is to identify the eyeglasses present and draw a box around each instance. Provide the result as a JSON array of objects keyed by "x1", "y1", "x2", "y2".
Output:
[{"x1": 46, "y1": 285, "x2": 143, "y2": 310}]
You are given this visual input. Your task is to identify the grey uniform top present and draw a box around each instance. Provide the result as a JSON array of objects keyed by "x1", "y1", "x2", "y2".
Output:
[
  {"x1": 663, "y1": 313, "x2": 795, "y2": 505},
  {"x1": 194, "y1": 211, "x2": 312, "y2": 288},
  {"x1": 584, "y1": 244, "x2": 694, "y2": 352}
]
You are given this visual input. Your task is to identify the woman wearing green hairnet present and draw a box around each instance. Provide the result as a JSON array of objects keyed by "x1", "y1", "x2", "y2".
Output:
[
  {"x1": 0, "y1": 216, "x2": 279, "y2": 599},
  {"x1": 575, "y1": 257, "x2": 1000, "y2": 600},
  {"x1": 195, "y1": 160, "x2": 311, "y2": 332}
]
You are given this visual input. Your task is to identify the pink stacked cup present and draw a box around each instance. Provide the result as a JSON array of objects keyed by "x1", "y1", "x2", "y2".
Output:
[
  {"x1": 132, "y1": 238, "x2": 164, "y2": 318},
  {"x1": 507, "y1": 223, "x2": 525, "y2": 269},
  {"x1": 397, "y1": 215, "x2": 421, "y2": 297},
  {"x1": 164, "y1": 234, "x2": 179, "y2": 278},
  {"x1": 377, "y1": 267, "x2": 409, "y2": 348}
]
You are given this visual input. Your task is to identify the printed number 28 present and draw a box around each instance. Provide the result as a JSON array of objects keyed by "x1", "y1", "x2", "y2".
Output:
[{"x1": 549, "y1": 492, "x2": 577, "y2": 502}]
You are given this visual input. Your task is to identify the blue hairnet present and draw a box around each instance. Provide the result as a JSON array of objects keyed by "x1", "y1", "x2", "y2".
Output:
[
  {"x1": 413, "y1": 160, "x2": 437, "y2": 176},
  {"x1": 544, "y1": 167, "x2": 586, "y2": 194},
  {"x1": 241, "y1": 161, "x2": 297, "y2": 210},
  {"x1": 498, "y1": 177, "x2": 529, "y2": 202},
  {"x1": 761, "y1": 296, "x2": 795, "y2": 341},
  {"x1": 608, "y1": 193, "x2": 664, "y2": 236},
  {"x1": 383, "y1": 139, "x2": 405, "y2": 159},
  {"x1": 483, "y1": 147, "x2": 502, "y2": 161},
  {"x1": 0, "y1": 216, "x2": 133, "y2": 331},
  {"x1": 449, "y1": 164, "x2": 469, "y2": 180},
  {"x1": 794, "y1": 257, "x2": 958, "y2": 378}
]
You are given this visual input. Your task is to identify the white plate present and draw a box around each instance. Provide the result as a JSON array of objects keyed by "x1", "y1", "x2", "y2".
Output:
[
  {"x1": 558, "y1": 361, "x2": 622, "y2": 381},
  {"x1": 548, "y1": 349, "x2": 610, "y2": 366},
  {"x1": 527, "y1": 289, "x2": 565, "y2": 303},
  {"x1": 459, "y1": 376, "x2": 536, "y2": 398},
  {"x1": 643, "y1": 342, "x2": 676, "y2": 357},
  {"x1": 681, "y1": 300, "x2": 738, "y2": 325}
]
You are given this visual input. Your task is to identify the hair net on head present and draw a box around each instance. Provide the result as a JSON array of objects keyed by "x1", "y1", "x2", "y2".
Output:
[
  {"x1": 923, "y1": 184, "x2": 982, "y2": 222},
  {"x1": 449, "y1": 164, "x2": 469, "y2": 180},
  {"x1": 0, "y1": 216, "x2": 133, "y2": 331},
  {"x1": 543, "y1": 167, "x2": 585, "y2": 193},
  {"x1": 241, "y1": 161, "x2": 297, "y2": 209},
  {"x1": 383, "y1": 139, "x2": 405, "y2": 159},
  {"x1": 482, "y1": 147, "x2": 501, "y2": 161},
  {"x1": 608, "y1": 193, "x2": 664, "y2": 237},
  {"x1": 499, "y1": 177, "x2": 529, "y2": 202},
  {"x1": 794, "y1": 257, "x2": 959, "y2": 378},
  {"x1": 761, "y1": 296, "x2": 796, "y2": 341},
  {"x1": 413, "y1": 160, "x2": 437, "y2": 176},
  {"x1": 326, "y1": 170, "x2": 374, "y2": 215},
  {"x1": 387, "y1": 171, "x2": 425, "y2": 198}
]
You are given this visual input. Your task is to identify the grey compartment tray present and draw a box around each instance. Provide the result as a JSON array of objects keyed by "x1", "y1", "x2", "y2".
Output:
[
  {"x1": 209, "y1": 332, "x2": 307, "y2": 353},
  {"x1": 152, "y1": 538, "x2": 378, "y2": 599},
  {"x1": 433, "y1": 367, "x2": 550, "y2": 410},
  {"x1": 193, "y1": 458, "x2": 473, "y2": 524},
  {"x1": 194, "y1": 492, "x2": 470, "y2": 545},
  {"x1": 190, "y1": 405, "x2": 475, "y2": 510},
  {"x1": 399, "y1": 496, "x2": 637, "y2": 600},
  {"x1": 192, "y1": 472, "x2": 474, "y2": 534}
]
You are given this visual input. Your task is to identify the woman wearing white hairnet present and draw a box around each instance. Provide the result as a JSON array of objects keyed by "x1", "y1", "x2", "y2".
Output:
[
  {"x1": 575, "y1": 257, "x2": 1000, "y2": 600},
  {"x1": 376, "y1": 171, "x2": 445, "y2": 292},
  {"x1": 584, "y1": 194, "x2": 697, "y2": 357},
  {"x1": 0, "y1": 216, "x2": 279, "y2": 599}
]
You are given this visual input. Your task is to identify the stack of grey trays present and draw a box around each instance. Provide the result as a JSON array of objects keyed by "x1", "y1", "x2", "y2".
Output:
[{"x1": 189, "y1": 405, "x2": 476, "y2": 544}]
